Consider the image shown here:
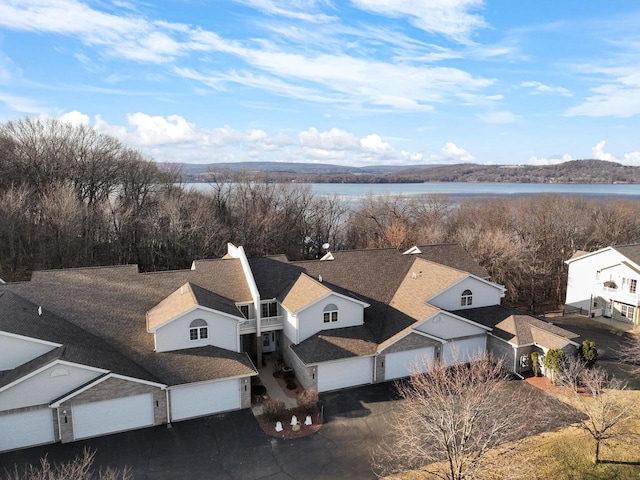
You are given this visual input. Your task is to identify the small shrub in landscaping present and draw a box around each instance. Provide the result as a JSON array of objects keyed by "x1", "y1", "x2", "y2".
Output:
[
  {"x1": 531, "y1": 351, "x2": 540, "y2": 376},
  {"x1": 286, "y1": 381, "x2": 297, "y2": 390},
  {"x1": 263, "y1": 399, "x2": 285, "y2": 422},
  {"x1": 297, "y1": 389, "x2": 319, "y2": 414},
  {"x1": 579, "y1": 339, "x2": 598, "y2": 368}
]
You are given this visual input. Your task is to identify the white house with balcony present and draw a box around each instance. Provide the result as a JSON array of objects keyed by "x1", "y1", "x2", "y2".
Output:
[{"x1": 565, "y1": 244, "x2": 640, "y2": 325}]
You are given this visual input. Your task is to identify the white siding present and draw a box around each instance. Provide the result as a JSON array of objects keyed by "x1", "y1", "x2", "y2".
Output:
[
  {"x1": 283, "y1": 311, "x2": 298, "y2": 345},
  {"x1": 384, "y1": 347, "x2": 434, "y2": 381},
  {"x1": 170, "y1": 379, "x2": 241, "y2": 421},
  {"x1": 0, "y1": 408, "x2": 55, "y2": 452},
  {"x1": 0, "y1": 364, "x2": 102, "y2": 411},
  {"x1": 0, "y1": 333, "x2": 56, "y2": 370},
  {"x1": 317, "y1": 357, "x2": 372, "y2": 392},
  {"x1": 297, "y1": 295, "x2": 365, "y2": 343},
  {"x1": 565, "y1": 249, "x2": 625, "y2": 309},
  {"x1": 155, "y1": 308, "x2": 240, "y2": 353},
  {"x1": 429, "y1": 277, "x2": 503, "y2": 311},
  {"x1": 416, "y1": 312, "x2": 486, "y2": 340},
  {"x1": 443, "y1": 336, "x2": 487, "y2": 366},
  {"x1": 73, "y1": 394, "x2": 154, "y2": 439}
]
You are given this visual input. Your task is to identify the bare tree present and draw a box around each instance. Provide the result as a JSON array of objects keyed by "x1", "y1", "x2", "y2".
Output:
[
  {"x1": 373, "y1": 355, "x2": 550, "y2": 480},
  {"x1": 3, "y1": 448, "x2": 131, "y2": 480},
  {"x1": 558, "y1": 363, "x2": 637, "y2": 464}
]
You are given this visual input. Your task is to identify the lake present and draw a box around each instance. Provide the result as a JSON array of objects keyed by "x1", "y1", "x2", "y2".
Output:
[{"x1": 186, "y1": 182, "x2": 640, "y2": 201}]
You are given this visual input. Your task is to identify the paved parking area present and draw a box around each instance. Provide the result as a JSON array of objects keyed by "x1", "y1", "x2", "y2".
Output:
[{"x1": 0, "y1": 383, "x2": 400, "y2": 480}]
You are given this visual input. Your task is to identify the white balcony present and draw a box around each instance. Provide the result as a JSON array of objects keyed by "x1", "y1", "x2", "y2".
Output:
[
  {"x1": 597, "y1": 286, "x2": 640, "y2": 306},
  {"x1": 238, "y1": 316, "x2": 284, "y2": 333},
  {"x1": 261, "y1": 315, "x2": 284, "y2": 331}
]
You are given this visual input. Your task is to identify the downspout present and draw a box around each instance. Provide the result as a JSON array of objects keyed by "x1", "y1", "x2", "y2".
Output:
[{"x1": 166, "y1": 388, "x2": 172, "y2": 428}]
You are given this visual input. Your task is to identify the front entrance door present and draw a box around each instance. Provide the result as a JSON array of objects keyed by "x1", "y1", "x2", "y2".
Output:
[
  {"x1": 262, "y1": 332, "x2": 277, "y2": 353},
  {"x1": 604, "y1": 301, "x2": 612, "y2": 318}
]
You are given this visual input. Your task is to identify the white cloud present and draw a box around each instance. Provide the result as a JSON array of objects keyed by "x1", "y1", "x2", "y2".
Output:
[
  {"x1": 349, "y1": 0, "x2": 486, "y2": 44},
  {"x1": 0, "y1": 94, "x2": 47, "y2": 114},
  {"x1": 59, "y1": 110, "x2": 90, "y2": 126},
  {"x1": 623, "y1": 151, "x2": 640, "y2": 166},
  {"x1": 235, "y1": 0, "x2": 337, "y2": 23},
  {"x1": 438, "y1": 142, "x2": 475, "y2": 163},
  {"x1": 85, "y1": 112, "x2": 450, "y2": 166},
  {"x1": 591, "y1": 140, "x2": 616, "y2": 162},
  {"x1": 528, "y1": 154, "x2": 573, "y2": 166},
  {"x1": 476, "y1": 110, "x2": 519, "y2": 124},
  {"x1": 520, "y1": 81, "x2": 571, "y2": 96},
  {"x1": 565, "y1": 82, "x2": 640, "y2": 117}
]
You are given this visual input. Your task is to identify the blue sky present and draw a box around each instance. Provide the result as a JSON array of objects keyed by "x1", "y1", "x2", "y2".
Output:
[{"x1": 1, "y1": 1, "x2": 639, "y2": 166}]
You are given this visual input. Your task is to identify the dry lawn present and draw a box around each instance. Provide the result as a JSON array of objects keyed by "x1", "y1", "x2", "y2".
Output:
[{"x1": 388, "y1": 389, "x2": 640, "y2": 480}]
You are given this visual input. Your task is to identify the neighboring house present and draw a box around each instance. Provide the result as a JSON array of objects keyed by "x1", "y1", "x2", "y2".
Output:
[
  {"x1": 565, "y1": 244, "x2": 640, "y2": 326},
  {"x1": 454, "y1": 305, "x2": 580, "y2": 375},
  {"x1": 0, "y1": 242, "x2": 578, "y2": 453}
]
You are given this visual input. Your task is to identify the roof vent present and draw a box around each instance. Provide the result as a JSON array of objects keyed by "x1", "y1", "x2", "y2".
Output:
[
  {"x1": 412, "y1": 272, "x2": 417, "y2": 280},
  {"x1": 319, "y1": 275, "x2": 323, "y2": 283},
  {"x1": 180, "y1": 285, "x2": 184, "y2": 295},
  {"x1": 38, "y1": 306, "x2": 43, "y2": 316}
]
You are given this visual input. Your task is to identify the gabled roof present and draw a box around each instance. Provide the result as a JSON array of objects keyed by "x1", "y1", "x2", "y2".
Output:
[
  {"x1": 613, "y1": 244, "x2": 640, "y2": 268},
  {"x1": 0, "y1": 346, "x2": 65, "y2": 390},
  {"x1": 0, "y1": 291, "x2": 159, "y2": 383},
  {"x1": 390, "y1": 258, "x2": 466, "y2": 321},
  {"x1": 291, "y1": 325, "x2": 377, "y2": 364},
  {"x1": 452, "y1": 305, "x2": 579, "y2": 348},
  {"x1": 147, "y1": 282, "x2": 244, "y2": 331},
  {"x1": 279, "y1": 273, "x2": 333, "y2": 313},
  {"x1": 1, "y1": 258, "x2": 254, "y2": 385}
]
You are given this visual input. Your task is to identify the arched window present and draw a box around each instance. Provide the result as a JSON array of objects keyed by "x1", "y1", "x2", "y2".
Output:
[
  {"x1": 50, "y1": 368, "x2": 69, "y2": 378},
  {"x1": 323, "y1": 303, "x2": 339, "y2": 323},
  {"x1": 461, "y1": 289, "x2": 473, "y2": 307},
  {"x1": 189, "y1": 319, "x2": 208, "y2": 340}
]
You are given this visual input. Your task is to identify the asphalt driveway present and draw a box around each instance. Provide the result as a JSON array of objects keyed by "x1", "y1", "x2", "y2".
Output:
[{"x1": 0, "y1": 383, "x2": 400, "y2": 480}]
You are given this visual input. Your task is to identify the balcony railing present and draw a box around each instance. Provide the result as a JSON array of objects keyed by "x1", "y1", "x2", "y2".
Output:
[
  {"x1": 262, "y1": 315, "x2": 284, "y2": 329},
  {"x1": 597, "y1": 286, "x2": 640, "y2": 306},
  {"x1": 238, "y1": 316, "x2": 284, "y2": 332},
  {"x1": 239, "y1": 319, "x2": 257, "y2": 332}
]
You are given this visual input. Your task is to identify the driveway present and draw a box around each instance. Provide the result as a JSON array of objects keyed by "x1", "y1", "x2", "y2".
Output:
[
  {"x1": 0, "y1": 383, "x2": 400, "y2": 480},
  {"x1": 549, "y1": 315, "x2": 640, "y2": 388}
]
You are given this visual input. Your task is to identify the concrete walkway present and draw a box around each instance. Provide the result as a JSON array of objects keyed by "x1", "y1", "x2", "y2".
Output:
[{"x1": 252, "y1": 359, "x2": 298, "y2": 415}]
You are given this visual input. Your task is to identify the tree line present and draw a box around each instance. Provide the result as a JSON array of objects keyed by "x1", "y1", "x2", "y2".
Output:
[{"x1": 2, "y1": 117, "x2": 640, "y2": 310}]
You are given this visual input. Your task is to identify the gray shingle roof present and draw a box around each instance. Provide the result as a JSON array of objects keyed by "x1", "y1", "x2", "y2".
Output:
[
  {"x1": 613, "y1": 244, "x2": 640, "y2": 267},
  {"x1": 1, "y1": 258, "x2": 254, "y2": 385},
  {"x1": 291, "y1": 325, "x2": 378, "y2": 364},
  {"x1": 0, "y1": 291, "x2": 160, "y2": 383},
  {"x1": 451, "y1": 305, "x2": 579, "y2": 348}
]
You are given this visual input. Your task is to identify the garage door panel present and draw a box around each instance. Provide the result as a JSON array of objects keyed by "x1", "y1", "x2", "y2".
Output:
[
  {"x1": 73, "y1": 393, "x2": 154, "y2": 440},
  {"x1": 444, "y1": 337, "x2": 486, "y2": 366},
  {"x1": 0, "y1": 408, "x2": 55, "y2": 452},
  {"x1": 385, "y1": 347, "x2": 434, "y2": 381},
  {"x1": 170, "y1": 379, "x2": 240, "y2": 421},
  {"x1": 317, "y1": 357, "x2": 372, "y2": 392}
]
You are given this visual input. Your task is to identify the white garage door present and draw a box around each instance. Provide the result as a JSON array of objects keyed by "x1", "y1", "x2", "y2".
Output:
[
  {"x1": 384, "y1": 346, "x2": 435, "y2": 381},
  {"x1": 170, "y1": 379, "x2": 240, "y2": 421},
  {"x1": 444, "y1": 336, "x2": 486, "y2": 366},
  {"x1": 0, "y1": 408, "x2": 55, "y2": 452},
  {"x1": 73, "y1": 393, "x2": 154, "y2": 440},
  {"x1": 317, "y1": 357, "x2": 372, "y2": 392}
]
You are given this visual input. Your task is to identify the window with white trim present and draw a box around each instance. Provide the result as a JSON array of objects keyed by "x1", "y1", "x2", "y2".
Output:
[
  {"x1": 189, "y1": 318, "x2": 208, "y2": 340},
  {"x1": 620, "y1": 304, "x2": 635, "y2": 319},
  {"x1": 239, "y1": 305, "x2": 250, "y2": 318},
  {"x1": 323, "y1": 303, "x2": 338, "y2": 323},
  {"x1": 460, "y1": 289, "x2": 473, "y2": 306},
  {"x1": 261, "y1": 302, "x2": 278, "y2": 318},
  {"x1": 623, "y1": 277, "x2": 638, "y2": 294}
]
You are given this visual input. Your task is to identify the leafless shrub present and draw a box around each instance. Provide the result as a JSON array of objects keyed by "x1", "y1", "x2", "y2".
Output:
[
  {"x1": 372, "y1": 354, "x2": 555, "y2": 480},
  {"x1": 263, "y1": 398, "x2": 286, "y2": 422},
  {"x1": 3, "y1": 448, "x2": 132, "y2": 480}
]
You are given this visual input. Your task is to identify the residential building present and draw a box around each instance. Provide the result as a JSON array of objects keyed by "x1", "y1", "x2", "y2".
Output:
[
  {"x1": 0, "y1": 243, "x2": 578, "y2": 452},
  {"x1": 565, "y1": 244, "x2": 640, "y2": 325}
]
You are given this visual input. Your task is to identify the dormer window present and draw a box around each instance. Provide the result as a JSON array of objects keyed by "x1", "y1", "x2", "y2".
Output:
[
  {"x1": 189, "y1": 319, "x2": 208, "y2": 340},
  {"x1": 323, "y1": 303, "x2": 339, "y2": 323},
  {"x1": 461, "y1": 290, "x2": 473, "y2": 307}
]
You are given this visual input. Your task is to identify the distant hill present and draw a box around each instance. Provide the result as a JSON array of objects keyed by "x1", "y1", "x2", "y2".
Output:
[{"x1": 160, "y1": 159, "x2": 640, "y2": 184}]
